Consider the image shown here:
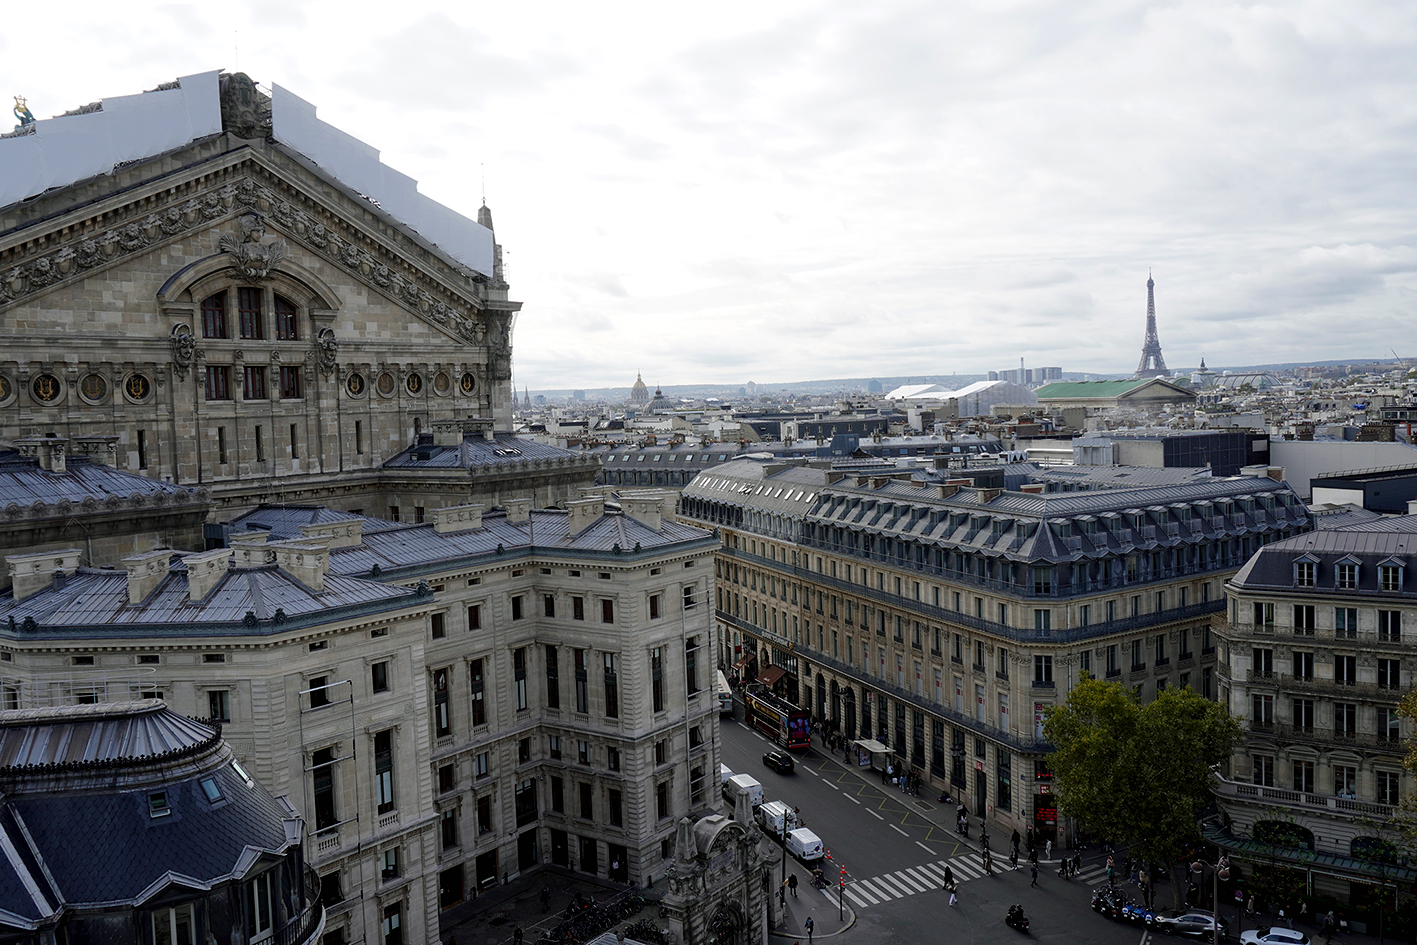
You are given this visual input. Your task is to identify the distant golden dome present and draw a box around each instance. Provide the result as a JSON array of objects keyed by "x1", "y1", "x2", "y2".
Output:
[{"x1": 629, "y1": 372, "x2": 650, "y2": 405}]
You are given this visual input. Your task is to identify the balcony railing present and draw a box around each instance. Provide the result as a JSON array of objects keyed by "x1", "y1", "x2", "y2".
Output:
[
  {"x1": 274, "y1": 868, "x2": 326, "y2": 945},
  {"x1": 1214, "y1": 776, "x2": 1396, "y2": 820}
]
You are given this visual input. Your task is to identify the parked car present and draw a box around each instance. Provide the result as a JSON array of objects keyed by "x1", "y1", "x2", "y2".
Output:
[
  {"x1": 1240, "y1": 929, "x2": 1309, "y2": 945},
  {"x1": 763, "y1": 750, "x2": 795, "y2": 774},
  {"x1": 1153, "y1": 910, "x2": 1229, "y2": 940}
]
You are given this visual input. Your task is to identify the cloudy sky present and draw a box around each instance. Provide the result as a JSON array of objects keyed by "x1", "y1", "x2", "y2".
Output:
[{"x1": 4, "y1": 1, "x2": 1415, "y2": 389}]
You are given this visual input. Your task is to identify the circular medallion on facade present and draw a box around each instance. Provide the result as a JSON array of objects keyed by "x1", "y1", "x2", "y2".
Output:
[
  {"x1": 123, "y1": 373, "x2": 153, "y2": 403},
  {"x1": 376, "y1": 372, "x2": 396, "y2": 397},
  {"x1": 78, "y1": 373, "x2": 108, "y2": 404},
  {"x1": 0, "y1": 374, "x2": 14, "y2": 407},
  {"x1": 346, "y1": 372, "x2": 366, "y2": 397},
  {"x1": 459, "y1": 372, "x2": 477, "y2": 395},
  {"x1": 30, "y1": 373, "x2": 63, "y2": 405},
  {"x1": 406, "y1": 373, "x2": 423, "y2": 395},
  {"x1": 433, "y1": 371, "x2": 451, "y2": 395}
]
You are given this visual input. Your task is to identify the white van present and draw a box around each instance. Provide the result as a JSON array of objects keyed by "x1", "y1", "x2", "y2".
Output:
[
  {"x1": 720, "y1": 764, "x2": 735, "y2": 786},
  {"x1": 786, "y1": 827, "x2": 824, "y2": 862},
  {"x1": 722, "y1": 773, "x2": 763, "y2": 810},
  {"x1": 756, "y1": 800, "x2": 800, "y2": 836}
]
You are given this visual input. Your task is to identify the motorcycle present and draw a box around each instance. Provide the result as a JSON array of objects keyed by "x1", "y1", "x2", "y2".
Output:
[
  {"x1": 1090, "y1": 885, "x2": 1130, "y2": 920},
  {"x1": 1005, "y1": 905, "x2": 1030, "y2": 934}
]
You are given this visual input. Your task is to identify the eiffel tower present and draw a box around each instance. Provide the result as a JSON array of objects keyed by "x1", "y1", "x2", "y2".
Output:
[{"x1": 1134, "y1": 272, "x2": 1169, "y2": 378}]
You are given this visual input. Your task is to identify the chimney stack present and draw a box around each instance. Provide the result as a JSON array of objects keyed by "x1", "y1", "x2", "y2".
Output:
[
  {"x1": 431, "y1": 503, "x2": 485, "y2": 534},
  {"x1": 622, "y1": 495, "x2": 663, "y2": 531},
  {"x1": 566, "y1": 497, "x2": 605, "y2": 537},
  {"x1": 184, "y1": 548, "x2": 232, "y2": 601},
  {"x1": 503, "y1": 497, "x2": 532, "y2": 523},
  {"x1": 6, "y1": 549, "x2": 82, "y2": 602},
  {"x1": 73, "y1": 435, "x2": 119, "y2": 467},
  {"x1": 13, "y1": 437, "x2": 68, "y2": 473},
  {"x1": 123, "y1": 550, "x2": 173, "y2": 605},
  {"x1": 299, "y1": 519, "x2": 365, "y2": 548},
  {"x1": 230, "y1": 532, "x2": 274, "y2": 569},
  {"x1": 270, "y1": 539, "x2": 331, "y2": 592}
]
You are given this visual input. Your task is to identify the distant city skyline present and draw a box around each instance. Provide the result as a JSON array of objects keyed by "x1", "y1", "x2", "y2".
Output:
[{"x1": 8, "y1": 2, "x2": 1415, "y2": 389}]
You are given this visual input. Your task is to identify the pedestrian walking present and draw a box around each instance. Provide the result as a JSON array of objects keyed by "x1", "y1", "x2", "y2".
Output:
[
  {"x1": 1072, "y1": 852, "x2": 1081, "y2": 876},
  {"x1": 540, "y1": 885, "x2": 551, "y2": 913},
  {"x1": 1247, "y1": 895, "x2": 1256, "y2": 917},
  {"x1": 1322, "y1": 911, "x2": 1336, "y2": 944},
  {"x1": 881, "y1": 764, "x2": 889, "y2": 785},
  {"x1": 513, "y1": 927, "x2": 523, "y2": 945},
  {"x1": 788, "y1": 873, "x2": 799, "y2": 898},
  {"x1": 984, "y1": 850, "x2": 993, "y2": 874},
  {"x1": 1031, "y1": 863, "x2": 1039, "y2": 887},
  {"x1": 1026, "y1": 825, "x2": 1035, "y2": 848},
  {"x1": 1012, "y1": 829, "x2": 1021, "y2": 850},
  {"x1": 942, "y1": 865, "x2": 955, "y2": 891},
  {"x1": 1045, "y1": 839, "x2": 1052, "y2": 861},
  {"x1": 1029, "y1": 847, "x2": 1039, "y2": 866},
  {"x1": 805, "y1": 916, "x2": 814, "y2": 942},
  {"x1": 1009, "y1": 848, "x2": 1019, "y2": 870},
  {"x1": 949, "y1": 889, "x2": 958, "y2": 907}
]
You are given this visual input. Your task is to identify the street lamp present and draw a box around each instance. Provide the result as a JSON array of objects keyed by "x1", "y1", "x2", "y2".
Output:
[{"x1": 1191, "y1": 856, "x2": 1230, "y2": 945}]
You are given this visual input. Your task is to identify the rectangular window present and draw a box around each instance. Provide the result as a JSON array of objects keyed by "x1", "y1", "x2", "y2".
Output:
[
  {"x1": 244, "y1": 366, "x2": 267, "y2": 400},
  {"x1": 543, "y1": 594, "x2": 556, "y2": 618},
  {"x1": 578, "y1": 740, "x2": 591, "y2": 764},
  {"x1": 545, "y1": 645, "x2": 560, "y2": 709},
  {"x1": 1296, "y1": 561, "x2": 1315, "y2": 587},
  {"x1": 514, "y1": 647, "x2": 528, "y2": 711},
  {"x1": 686, "y1": 636, "x2": 700, "y2": 693},
  {"x1": 205, "y1": 365, "x2": 231, "y2": 400},
  {"x1": 441, "y1": 808, "x2": 459, "y2": 850},
  {"x1": 1034, "y1": 609, "x2": 1051, "y2": 631},
  {"x1": 1250, "y1": 693, "x2": 1273, "y2": 726},
  {"x1": 1294, "y1": 650, "x2": 1314, "y2": 680},
  {"x1": 580, "y1": 782, "x2": 593, "y2": 819},
  {"x1": 238, "y1": 286, "x2": 264, "y2": 339},
  {"x1": 136, "y1": 429, "x2": 149, "y2": 469},
  {"x1": 1379, "y1": 706, "x2": 1402, "y2": 743},
  {"x1": 1378, "y1": 657, "x2": 1401, "y2": 690},
  {"x1": 515, "y1": 778, "x2": 538, "y2": 827},
  {"x1": 603, "y1": 653, "x2": 619, "y2": 718},
  {"x1": 1336, "y1": 563, "x2": 1358, "y2": 589},
  {"x1": 649, "y1": 594, "x2": 661, "y2": 619},
  {"x1": 1294, "y1": 604, "x2": 1316, "y2": 633},
  {"x1": 651, "y1": 646, "x2": 664, "y2": 713},
  {"x1": 202, "y1": 292, "x2": 227, "y2": 338},
  {"x1": 609, "y1": 789, "x2": 623, "y2": 826},
  {"x1": 274, "y1": 295, "x2": 298, "y2": 340},
  {"x1": 573, "y1": 596, "x2": 585, "y2": 620},
  {"x1": 574, "y1": 649, "x2": 589, "y2": 713},
  {"x1": 382, "y1": 903, "x2": 402, "y2": 945},
  {"x1": 431, "y1": 613, "x2": 446, "y2": 639},
  {"x1": 1335, "y1": 607, "x2": 1360, "y2": 638},
  {"x1": 1253, "y1": 602, "x2": 1274, "y2": 628},
  {"x1": 374, "y1": 729, "x2": 395, "y2": 813},
  {"x1": 279, "y1": 366, "x2": 301, "y2": 399},
  {"x1": 1335, "y1": 654, "x2": 1357, "y2": 685},
  {"x1": 1033, "y1": 655, "x2": 1053, "y2": 685},
  {"x1": 289, "y1": 423, "x2": 299, "y2": 459},
  {"x1": 478, "y1": 793, "x2": 494, "y2": 832},
  {"x1": 371, "y1": 660, "x2": 390, "y2": 694},
  {"x1": 1252, "y1": 647, "x2": 1273, "y2": 677},
  {"x1": 217, "y1": 426, "x2": 228, "y2": 464},
  {"x1": 312, "y1": 747, "x2": 337, "y2": 830},
  {"x1": 208, "y1": 689, "x2": 231, "y2": 722},
  {"x1": 433, "y1": 667, "x2": 451, "y2": 737},
  {"x1": 1335, "y1": 764, "x2": 1356, "y2": 797},
  {"x1": 1292, "y1": 697, "x2": 1314, "y2": 731},
  {"x1": 1293, "y1": 760, "x2": 1314, "y2": 793},
  {"x1": 470, "y1": 659, "x2": 486, "y2": 726},
  {"x1": 511, "y1": 595, "x2": 524, "y2": 620},
  {"x1": 1334, "y1": 702, "x2": 1357, "y2": 736},
  {"x1": 439, "y1": 764, "x2": 456, "y2": 794},
  {"x1": 309, "y1": 675, "x2": 331, "y2": 709},
  {"x1": 1105, "y1": 645, "x2": 1118, "y2": 676},
  {"x1": 1378, "y1": 770, "x2": 1401, "y2": 805},
  {"x1": 657, "y1": 782, "x2": 670, "y2": 820},
  {"x1": 468, "y1": 604, "x2": 482, "y2": 630},
  {"x1": 550, "y1": 778, "x2": 564, "y2": 814},
  {"x1": 1381, "y1": 565, "x2": 1402, "y2": 592},
  {"x1": 355, "y1": 420, "x2": 364, "y2": 455},
  {"x1": 1252, "y1": 754, "x2": 1275, "y2": 787},
  {"x1": 473, "y1": 752, "x2": 489, "y2": 778},
  {"x1": 1379, "y1": 610, "x2": 1402, "y2": 642},
  {"x1": 601, "y1": 599, "x2": 615, "y2": 624}
]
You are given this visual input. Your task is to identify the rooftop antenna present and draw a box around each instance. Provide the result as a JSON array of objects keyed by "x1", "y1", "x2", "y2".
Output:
[{"x1": 481, "y1": 164, "x2": 486, "y2": 206}]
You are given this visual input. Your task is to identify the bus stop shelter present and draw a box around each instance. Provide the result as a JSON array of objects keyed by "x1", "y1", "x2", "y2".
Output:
[{"x1": 851, "y1": 738, "x2": 890, "y2": 771}]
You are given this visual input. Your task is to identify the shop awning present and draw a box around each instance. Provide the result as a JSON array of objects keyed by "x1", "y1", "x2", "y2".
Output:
[
  {"x1": 732, "y1": 653, "x2": 756, "y2": 671},
  {"x1": 757, "y1": 665, "x2": 787, "y2": 687},
  {"x1": 853, "y1": 739, "x2": 890, "y2": 755}
]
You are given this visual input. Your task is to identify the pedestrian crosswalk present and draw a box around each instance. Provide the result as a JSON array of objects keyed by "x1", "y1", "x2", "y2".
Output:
[{"x1": 823, "y1": 854, "x2": 1108, "y2": 910}]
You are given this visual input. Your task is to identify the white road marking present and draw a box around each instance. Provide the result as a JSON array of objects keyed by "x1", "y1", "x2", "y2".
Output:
[
  {"x1": 846, "y1": 794, "x2": 861, "y2": 804},
  {"x1": 867, "y1": 809, "x2": 884, "y2": 820},
  {"x1": 890, "y1": 824, "x2": 909, "y2": 837},
  {"x1": 800, "y1": 766, "x2": 818, "y2": 777},
  {"x1": 916, "y1": 841, "x2": 936, "y2": 856},
  {"x1": 822, "y1": 780, "x2": 839, "y2": 790},
  {"x1": 863, "y1": 877, "x2": 906, "y2": 899},
  {"x1": 893, "y1": 870, "x2": 931, "y2": 894}
]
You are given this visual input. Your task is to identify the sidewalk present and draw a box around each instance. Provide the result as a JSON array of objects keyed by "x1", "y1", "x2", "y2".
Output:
[{"x1": 770, "y1": 870, "x2": 855, "y2": 942}]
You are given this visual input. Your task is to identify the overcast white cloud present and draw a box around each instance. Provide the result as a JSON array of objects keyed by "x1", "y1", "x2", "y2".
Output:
[{"x1": 4, "y1": 0, "x2": 1415, "y2": 388}]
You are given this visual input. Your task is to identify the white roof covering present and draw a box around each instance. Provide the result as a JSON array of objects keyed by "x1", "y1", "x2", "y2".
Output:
[
  {"x1": 271, "y1": 85, "x2": 494, "y2": 278},
  {"x1": 886, "y1": 379, "x2": 1008, "y2": 401},
  {"x1": 885, "y1": 383, "x2": 942, "y2": 400},
  {"x1": 0, "y1": 71, "x2": 222, "y2": 209}
]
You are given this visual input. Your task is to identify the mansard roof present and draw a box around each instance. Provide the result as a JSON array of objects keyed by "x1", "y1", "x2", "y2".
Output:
[
  {"x1": 0, "y1": 701, "x2": 295, "y2": 917},
  {"x1": 385, "y1": 432, "x2": 592, "y2": 470},
  {"x1": 1230, "y1": 515, "x2": 1417, "y2": 593},
  {"x1": 0, "y1": 449, "x2": 206, "y2": 516},
  {"x1": 0, "y1": 559, "x2": 418, "y2": 637}
]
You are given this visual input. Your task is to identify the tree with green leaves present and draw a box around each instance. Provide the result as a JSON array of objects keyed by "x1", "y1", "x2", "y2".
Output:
[{"x1": 1045, "y1": 676, "x2": 1240, "y2": 906}]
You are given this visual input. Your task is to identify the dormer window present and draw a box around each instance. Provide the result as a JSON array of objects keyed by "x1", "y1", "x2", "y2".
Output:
[
  {"x1": 1380, "y1": 560, "x2": 1404, "y2": 592},
  {"x1": 148, "y1": 791, "x2": 171, "y2": 818},
  {"x1": 1335, "y1": 562, "x2": 1358, "y2": 590},
  {"x1": 1295, "y1": 561, "x2": 1316, "y2": 587}
]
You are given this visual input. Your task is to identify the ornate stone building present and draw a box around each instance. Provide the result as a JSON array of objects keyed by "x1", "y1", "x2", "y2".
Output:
[
  {"x1": 680, "y1": 458, "x2": 1312, "y2": 842},
  {"x1": 0, "y1": 71, "x2": 598, "y2": 527},
  {"x1": 660, "y1": 806, "x2": 776, "y2": 945}
]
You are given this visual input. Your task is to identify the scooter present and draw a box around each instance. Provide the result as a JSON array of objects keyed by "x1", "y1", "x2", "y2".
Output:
[{"x1": 1005, "y1": 905, "x2": 1030, "y2": 934}]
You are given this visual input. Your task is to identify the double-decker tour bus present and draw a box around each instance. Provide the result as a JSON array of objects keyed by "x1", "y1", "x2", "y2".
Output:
[
  {"x1": 744, "y1": 685, "x2": 811, "y2": 751},
  {"x1": 715, "y1": 670, "x2": 734, "y2": 716}
]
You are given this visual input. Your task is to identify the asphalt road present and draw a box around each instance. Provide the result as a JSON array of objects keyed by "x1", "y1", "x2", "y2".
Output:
[{"x1": 720, "y1": 706, "x2": 1163, "y2": 945}]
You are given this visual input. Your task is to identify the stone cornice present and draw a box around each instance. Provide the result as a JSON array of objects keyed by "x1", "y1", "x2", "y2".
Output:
[{"x1": 0, "y1": 148, "x2": 512, "y2": 353}]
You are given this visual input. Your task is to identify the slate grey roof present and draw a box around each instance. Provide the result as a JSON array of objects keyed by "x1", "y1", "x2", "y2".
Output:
[
  {"x1": 0, "y1": 700, "x2": 215, "y2": 768},
  {"x1": 1230, "y1": 514, "x2": 1417, "y2": 593},
  {"x1": 1311, "y1": 504, "x2": 1387, "y2": 529},
  {"x1": 0, "y1": 702, "x2": 295, "y2": 915},
  {"x1": 0, "y1": 451, "x2": 204, "y2": 515},
  {"x1": 228, "y1": 504, "x2": 401, "y2": 540},
  {"x1": 0, "y1": 560, "x2": 418, "y2": 636},
  {"x1": 327, "y1": 508, "x2": 716, "y2": 579},
  {"x1": 384, "y1": 433, "x2": 592, "y2": 469}
]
